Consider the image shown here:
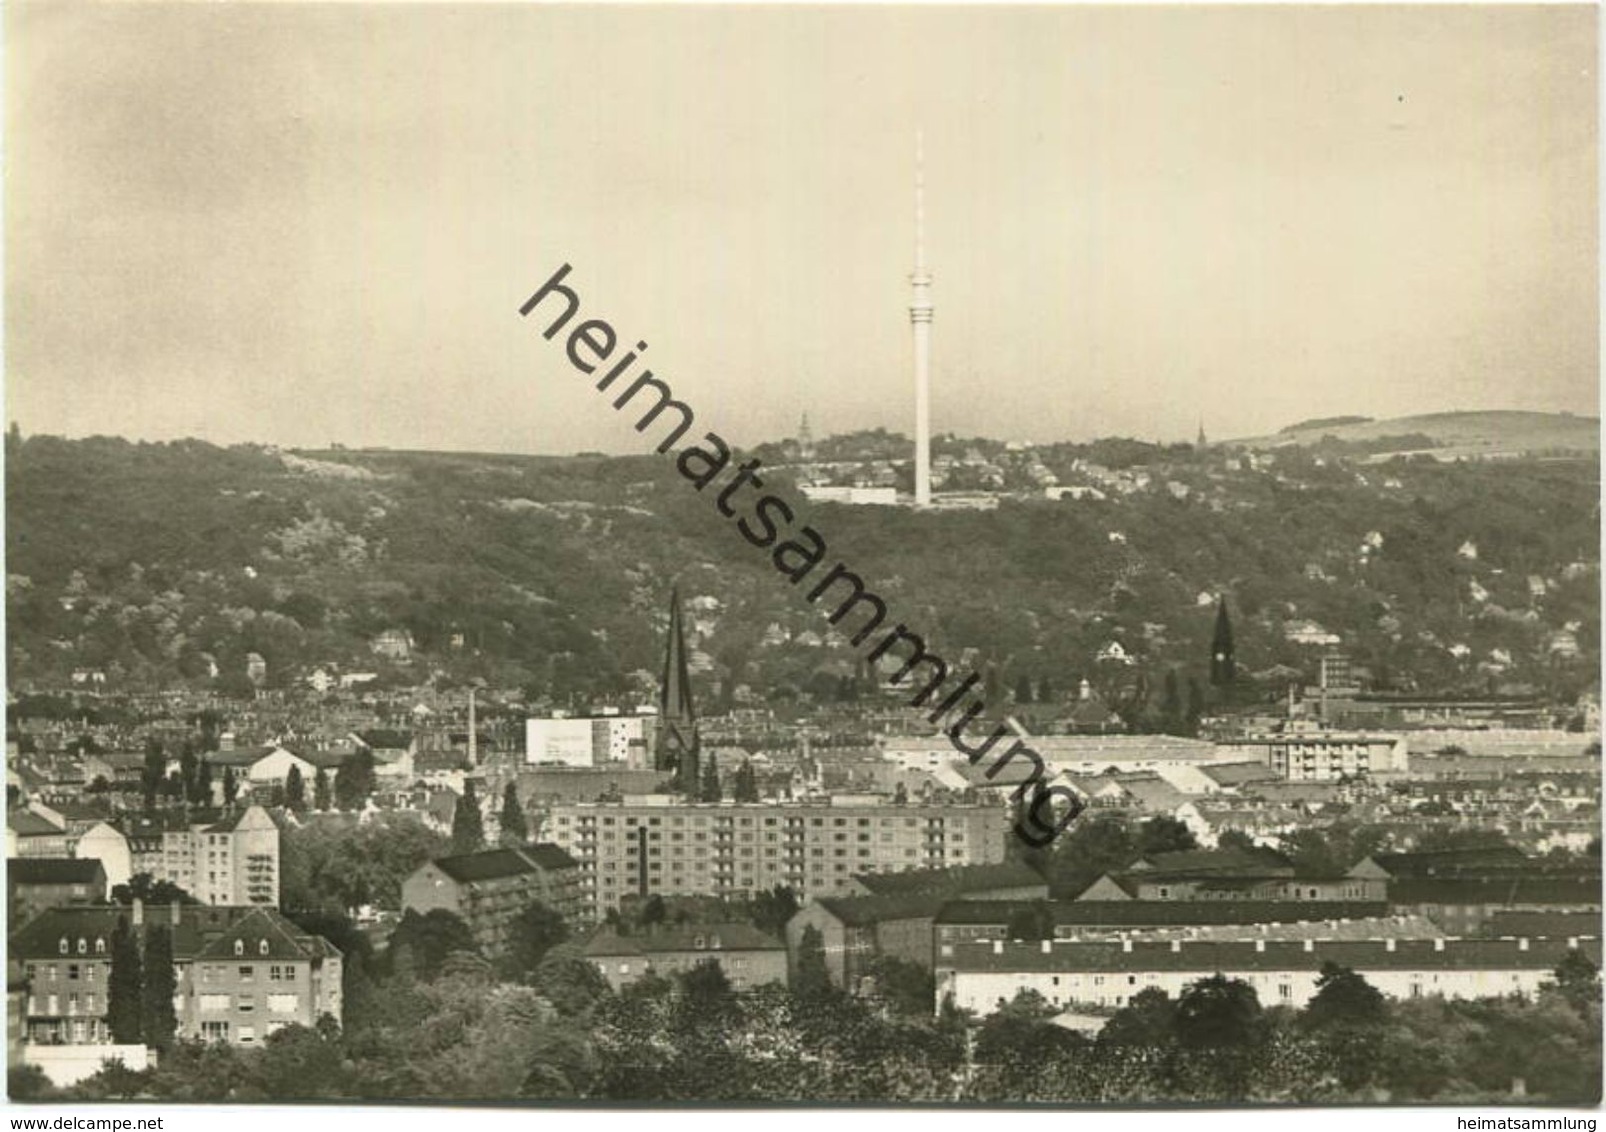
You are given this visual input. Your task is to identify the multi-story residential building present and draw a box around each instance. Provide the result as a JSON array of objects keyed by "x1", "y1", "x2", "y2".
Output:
[
  {"x1": 5, "y1": 810, "x2": 69, "y2": 859},
  {"x1": 10, "y1": 903, "x2": 341, "y2": 1048},
  {"x1": 584, "y1": 923, "x2": 787, "y2": 991},
  {"x1": 7, "y1": 859, "x2": 107, "y2": 925},
  {"x1": 545, "y1": 799, "x2": 1009, "y2": 917},
  {"x1": 1220, "y1": 730, "x2": 1409, "y2": 782},
  {"x1": 937, "y1": 936, "x2": 1603, "y2": 1017},
  {"x1": 71, "y1": 806, "x2": 281, "y2": 907},
  {"x1": 402, "y1": 844, "x2": 583, "y2": 951}
]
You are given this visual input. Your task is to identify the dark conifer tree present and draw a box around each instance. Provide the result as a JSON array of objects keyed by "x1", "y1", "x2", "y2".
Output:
[
  {"x1": 1210, "y1": 598, "x2": 1237, "y2": 687},
  {"x1": 451, "y1": 779, "x2": 486, "y2": 854},
  {"x1": 284, "y1": 765, "x2": 306, "y2": 813},
  {"x1": 699, "y1": 754, "x2": 722, "y2": 803},
  {"x1": 140, "y1": 925, "x2": 178, "y2": 1052},
  {"x1": 313, "y1": 766, "x2": 332, "y2": 811},
  {"x1": 193, "y1": 758, "x2": 214, "y2": 806},
  {"x1": 499, "y1": 782, "x2": 529, "y2": 846},
  {"x1": 107, "y1": 916, "x2": 143, "y2": 1044}
]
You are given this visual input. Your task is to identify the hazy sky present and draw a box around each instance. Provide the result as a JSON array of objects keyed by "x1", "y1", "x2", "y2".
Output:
[{"x1": 6, "y1": 3, "x2": 1598, "y2": 454}]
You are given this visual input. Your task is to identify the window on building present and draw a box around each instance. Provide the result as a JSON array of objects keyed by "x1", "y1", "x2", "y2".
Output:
[
  {"x1": 234, "y1": 940, "x2": 245, "y2": 957},
  {"x1": 58, "y1": 939, "x2": 68, "y2": 956},
  {"x1": 238, "y1": 1025, "x2": 256, "y2": 1044},
  {"x1": 239, "y1": 966, "x2": 255, "y2": 980},
  {"x1": 67, "y1": 965, "x2": 79, "y2": 981},
  {"x1": 77, "y1": 938, "x2": 87, "y2": 955},
  {"x1": 238, "y1": 995, "x2": 255, "y2": 1013},
  {"x1": 95, "y1": 938, "x2": 105, "y2": 954},
  {"x1": 259, "y1": 940, "x2": 270, "y2": 957}
]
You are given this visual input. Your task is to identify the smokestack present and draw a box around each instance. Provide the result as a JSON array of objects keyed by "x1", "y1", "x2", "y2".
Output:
[
  {"x1": 910, "y1": 131, "x2": 933, "y2": 508},
  {"x1": 467, "y1": 688, "x2": 477, "y2": 769}
]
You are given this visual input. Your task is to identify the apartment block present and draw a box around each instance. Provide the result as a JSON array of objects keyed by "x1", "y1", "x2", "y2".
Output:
[
  {"x1": 544, "y1": 799, "x2": 1008, "y2": 917},
  {"x1": 73, "y1": 806, "x2": 281, "y2": 907}
]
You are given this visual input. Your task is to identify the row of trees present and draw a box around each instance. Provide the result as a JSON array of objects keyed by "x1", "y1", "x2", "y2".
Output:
[
  {"x1": 36, "y1": 897, "x2": 1601, "y2": 1106},
  {"x1": 103, "y1": 917, "x2": 178, "y2": 1053}
]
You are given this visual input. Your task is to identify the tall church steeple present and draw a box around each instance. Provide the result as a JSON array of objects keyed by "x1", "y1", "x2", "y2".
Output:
[{"x1": 656, "y1": 587, "x2": 700, "y2": 795}]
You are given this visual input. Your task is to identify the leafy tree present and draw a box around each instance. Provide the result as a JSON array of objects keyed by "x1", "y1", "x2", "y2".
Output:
[
  {"x1": 975, "y1": 988, "x2": 1084, "y2": 1073},
  {"x1": 1013, "y1": 672, "x2": 1034, "y2": 703},
  {"x1": 1545, "y1": 949, "x2": 1602, "y2": 1016},
  {"x1": 1139, "y1": 815, "x2": 1198, "y2": 857},
  {"x1": 1100, "y1": 986, "x2": 1177, "y2": 1047},
  {"x1": 638, "y1": 894, "x2": 667, "y2": 928},
  {"x1": 1038, "y1": 675, "x2": 1055, "y2": 702},
  {"x1": 1216, "y1": 828, "x2": 1257, "y2": 854},
  {"x1": 792, "y1": 924, "x2": 831, "y2": 998},
  {"x1": 529, "y1": 943, "x2": 612, "y2": 1018},
  {"x1": 140, "y1": 925, "x2": 179, "y2": 1052},
  {"x1": 501, "y1": 900, "x2": 569, "y2": 981},
  {"x1": 1302, "y1": 961, "x2": 1387, "y2": 1032},
  {"x1": 313, "y1": 766, "x2": 331, "y2": 811},
  {"x1": 892, "y1": 781, "x2": 909, "y2": 805},
  {"x1": 8, "y1": 1064, "x2": 52, "y2": 1100},
  {"x1": 746, "y1": 886, "x2": 799, "y2": 938},
  {"x1": 107, "y1": 915, "x2": 143, "y2": 1044},
  {"x1": 450, "y1": 779, "x2": 486, "y2": 854},
  {"x1": 699, "y1": 753, "x2": 722, "y2": 803},
  {"x1": 498, "y1": 782, "x2": 529, "y2": 846},
  {"x1": 284, "y1": 765, "x2": 306, "y2": 813},
  {"x1": 334, "y1": 749, "x2": 376, "y2": 812},
  {"x1": 1043, "y1": 812, "x2": 1139, "y2": 896},
  {"x1": 386, "y1": 908, "x2": 478, "y2": 981},
  {"x1": 111, "y1": 873, "x2": 197, "y2": 906},
  {"x1": 1174, "y1": 974, "x2": 1262, "y2": 1050},
  {"x1": 678, "y1": 957, "x2": 737, "y2": 1021},
  {"x1": 864, "y1": 954, "x2": 935, "y2": 1017}
]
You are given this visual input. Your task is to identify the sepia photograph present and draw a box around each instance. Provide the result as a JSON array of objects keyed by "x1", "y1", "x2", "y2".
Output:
[{"x1": 3, "y1": 0, "x2": 1601, "y2": 1118}]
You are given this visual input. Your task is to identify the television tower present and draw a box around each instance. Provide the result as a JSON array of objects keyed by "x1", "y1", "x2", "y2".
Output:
[{"x1": 910, "y1": 131, "x2": 933, "y2": 507}]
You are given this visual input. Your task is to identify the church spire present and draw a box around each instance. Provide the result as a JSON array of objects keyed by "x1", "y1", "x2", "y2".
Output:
[{"x1": 656, "y1": 587, "x2": 700, "y2": 795}]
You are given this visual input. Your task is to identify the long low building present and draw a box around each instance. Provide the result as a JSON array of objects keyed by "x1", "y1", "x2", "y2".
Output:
[
  {"x1": 584, "y1": 923, "x2": 787, "y2": 991},
  {"x1": 936, "y1": 936, "x2": 1601, "y2": 1016},
  {"x1": 880, "y1": 734, "x2": 1225, "y2": 776}
]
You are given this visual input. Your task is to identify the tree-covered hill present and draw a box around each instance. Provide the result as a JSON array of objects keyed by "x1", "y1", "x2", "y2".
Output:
[{"x1": 5, "y1": 431, "x2": 1598, "y2": 710}]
